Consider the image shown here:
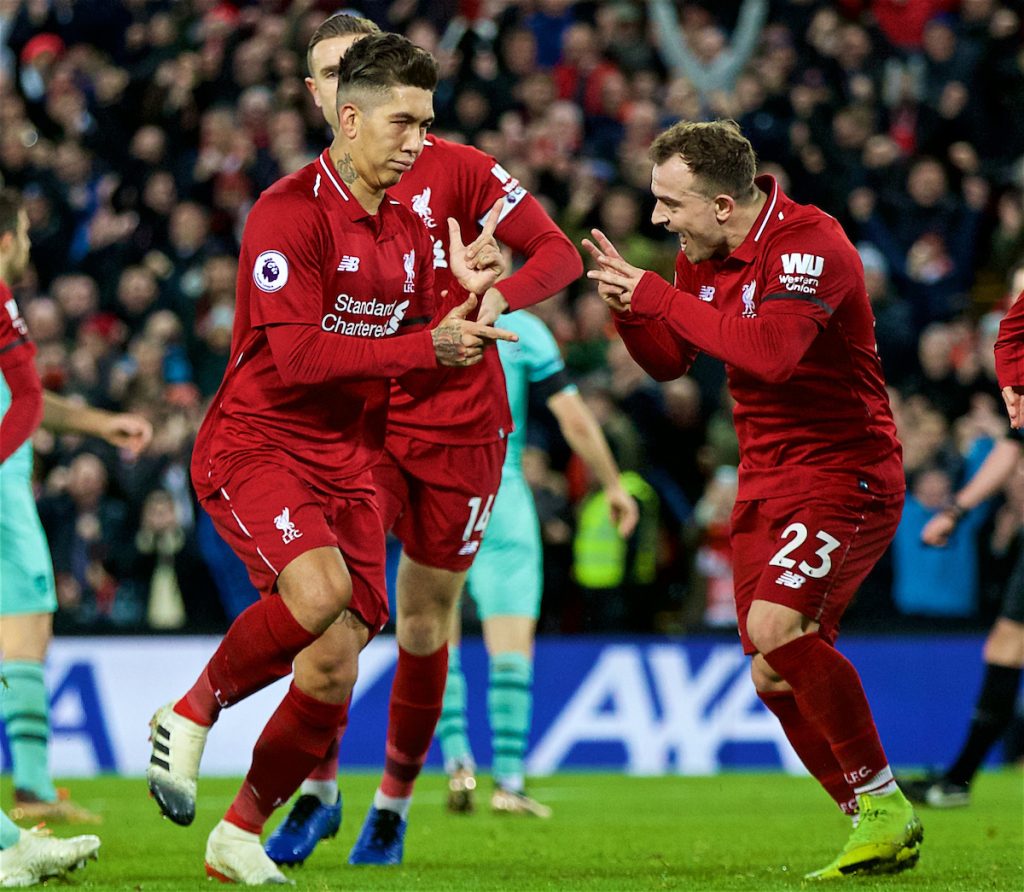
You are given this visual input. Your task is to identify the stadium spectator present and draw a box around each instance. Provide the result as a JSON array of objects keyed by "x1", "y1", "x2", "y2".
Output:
[
  {"x1": 583, "y1": 119, "x2": 921, "y2": 878},
  {"x1": 651, "y1": 0, "x2": 768, "y2": 99},
  {"x1": 891, "y1": 462, "x2": 994, "y2": 618}
]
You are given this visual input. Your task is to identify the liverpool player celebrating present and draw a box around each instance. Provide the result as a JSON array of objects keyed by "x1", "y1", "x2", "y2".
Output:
[
  {"x1": 144, "y1": 34, "x2": 514, "y2": 885},
  {"x1": 263, "y1": 14, "x2": 583, "y2": 868},
  {"x1": 583, "y1": 120, "x2": 922, "y2": 880}
]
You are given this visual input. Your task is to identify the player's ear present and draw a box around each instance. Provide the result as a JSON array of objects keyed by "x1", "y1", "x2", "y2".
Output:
[
  {"x1": 338, "y1": 101, "x2": 360, "y2": 139},
  {"x1": 714, "y1": 194, "x2": 735, "y2": 223},
  {"x1": 304, "y1": 77, "x2": 320, "y2": 107}
]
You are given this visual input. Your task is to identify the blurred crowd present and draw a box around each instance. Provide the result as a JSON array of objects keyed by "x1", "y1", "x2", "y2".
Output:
[{"x1": 1, "y1": 0, "x2": 1023, "y2": 635}]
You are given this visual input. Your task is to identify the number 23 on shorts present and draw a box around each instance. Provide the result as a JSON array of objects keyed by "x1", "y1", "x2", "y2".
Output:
[{"x1": 769, "y1": 522, "x2": 842, "y2": 580}]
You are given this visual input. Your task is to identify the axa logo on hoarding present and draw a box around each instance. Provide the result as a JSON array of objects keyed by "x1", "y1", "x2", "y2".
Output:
[{"x1": 527, "y1": 645, "x2": 802, "y2": 775}]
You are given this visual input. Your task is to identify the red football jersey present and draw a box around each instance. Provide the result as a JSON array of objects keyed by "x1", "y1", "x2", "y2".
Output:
[
  {"x1": 622, "y1": 176, "x2": 902, "y2": 500},
  {"x1": 0, "y1": 283, "x2": 34, "y2": 370},
  {"x1": 994, "y1": 291, "x2": 1024, "y2": 389},
  {"x1": 191, "y1": 150, "x2": 437, "y2": 499},
  {"x1": 384, "y1": 136, "x2": 529, "y2": 445}
]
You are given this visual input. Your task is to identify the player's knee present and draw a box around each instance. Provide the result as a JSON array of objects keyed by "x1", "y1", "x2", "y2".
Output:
[
  {"x1": 396, "y1": 612, "x2": 447, "y2": 654},
  {"x1": 745, "y1": 601, "x2": 806, "y2": 655},
  {"x1": 281, "y1": 566, "x2": 353, "y2": 634},
  {"x1": 749, "y1": 654, "x2": 786, "y2": 692}
]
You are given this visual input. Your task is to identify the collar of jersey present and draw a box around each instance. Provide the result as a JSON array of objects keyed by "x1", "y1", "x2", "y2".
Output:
[
  {"x1": 316, "y1": 150, "x2": 387, "y2": 222},
  {"x1": 728, "y1": 174, "x2": 783, "y2": 265}
]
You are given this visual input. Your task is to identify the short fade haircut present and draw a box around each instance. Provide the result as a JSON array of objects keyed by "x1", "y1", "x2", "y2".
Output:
[
  {"x1": 0, "y1": 188, "x2": 22, "y2": 237},
  {"x1": 650, "y1": 120, "x2": 758, "y2": 201},
  {"x1": 337, "y1": 32, "x2": 438, "y2": 109},
  {"x1": 306, "y1": 13, "x2": 379, "y2": 75}
]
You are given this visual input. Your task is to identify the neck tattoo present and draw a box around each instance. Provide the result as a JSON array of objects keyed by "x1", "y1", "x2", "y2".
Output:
[{"x1": 336, "y1": 153, "x2": 358, "y2": 185}]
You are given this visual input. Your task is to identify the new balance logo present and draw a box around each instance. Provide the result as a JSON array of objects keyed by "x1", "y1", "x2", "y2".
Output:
[
  {"x1": 698, "y1": 285, "x2": 715, "y2": 302},
  {"x1": 337, "y1": 255, "x2": 360, "y2": 272},
  {"x1": 274, "y1": 507, "x2": 302, "y2": 544},
  {"x1": 780, "y1": 252, "x2": 824, "y2": 276},
  {"x1": 458, "y1": 541, "x2": 480, "y2": 556},
  {"x1": 775, "y1": 570, "x2": 806, "y2": 589}
]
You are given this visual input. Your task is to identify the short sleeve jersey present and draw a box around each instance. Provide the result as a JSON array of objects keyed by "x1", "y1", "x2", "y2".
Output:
[
  {"x1": 0, "y1": 284, "x2": 36, "y2": 481},
  {"x1": 191, "y1": 151, "x2": 436, "y2": 499},
  {"x1": 674, "y1": 176, "x2": 902, "y2": 499},
  {"x1": 386, "y1": 136, "x2": 530, "y2": 445},
  {"x1": 495, "y1": 310, "x2": 575, "y2": 472}
]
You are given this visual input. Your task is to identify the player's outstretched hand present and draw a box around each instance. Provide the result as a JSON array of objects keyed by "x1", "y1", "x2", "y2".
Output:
[
  {"x1": 431, "y1": 293, "x2": 518, "y2": 367},
  {"x1": 582, "y1": 229, "x2": 643, "y2": 312},
  {"x1": 920, "y1": 511, "x2": 956, "y2": 548},
  {"x1": 449, "y1": 199, "x2": 505, "y2": 297},
  {"x1": 606, "y1": 484, "x2": 640, "y2": 538},
  {"x1": 1001, "y1": 385, "x2": 1024, "y2": 430},
  {"x1": 100, "y1": 412, "x2": 153, "y2": 457}
]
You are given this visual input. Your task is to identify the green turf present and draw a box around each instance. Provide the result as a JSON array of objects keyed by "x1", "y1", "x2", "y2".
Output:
[{"x1": 3, "y1": 771, "x2": 1021, "y2": 890}]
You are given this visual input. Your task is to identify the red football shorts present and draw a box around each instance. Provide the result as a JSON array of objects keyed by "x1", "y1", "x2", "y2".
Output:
[
  {"x1": 202, "y1": 462, "x2": 389, "y2": 635},
  {"x1": 374, "y1": 432, "x2": 506, "y2": 572},
  {"x1": 731, "y1": 485, "x2": 904, "y2": 654}
]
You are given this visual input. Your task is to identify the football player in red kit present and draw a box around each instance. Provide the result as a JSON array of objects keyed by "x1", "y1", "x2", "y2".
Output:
[
  {"x1": 584, "y1": 120, "x2": 922, "y2": 880},
  {"x1": 261, "y1": 14, "x2": 585, "y2": 869},
  {"x1": 144, "y1": 34, "x2": 515, "y2": 884}
]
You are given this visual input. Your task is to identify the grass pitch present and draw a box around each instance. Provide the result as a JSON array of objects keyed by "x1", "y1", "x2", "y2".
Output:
[{"x1": 4, "y1": 771, "x2": 1021, "y2": 890}]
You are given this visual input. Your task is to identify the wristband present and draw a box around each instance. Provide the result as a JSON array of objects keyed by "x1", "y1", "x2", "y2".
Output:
[{"x1": 944, "y1": 502, "x2": 967, "y2": 523}]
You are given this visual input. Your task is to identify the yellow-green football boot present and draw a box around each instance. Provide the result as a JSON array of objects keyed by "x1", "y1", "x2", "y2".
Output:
[{"x1": 805, "y1": 789, "x2": 923, "y2": 880}]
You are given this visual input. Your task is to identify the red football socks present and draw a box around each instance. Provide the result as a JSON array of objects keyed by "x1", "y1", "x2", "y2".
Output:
[
  {"x1": 226, "y1": 683, "x2": 348, "y2": 834},
  {"x1": 175, "y1": 596, "x2": 319, "y2": 726},
  {"x1": 380, "y1": 645, "x2": 449, "y2": 799},
  {"x1": 758, "y1": 689, "x2": 857, "y2": 815},
  {"x1": 763, "y1": 635, "x2": 889, "y2": 791},
  {"x1": 306, "y1": 702, "x2": 350, "y2": 782}
]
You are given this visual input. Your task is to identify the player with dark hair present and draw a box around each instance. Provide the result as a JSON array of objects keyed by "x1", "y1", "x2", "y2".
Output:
[
  {"x1": 262, "y1": 15, "x2": 584, "y2": 869},
  {"x1": 143, "y1": 34, "x2": 514, "y2": 884},
  {"x1": 584, "y1": 120, "x2": 922, "y2": 879},
  {"x1": 0, "y1": 188, "x2": 151, "y2": 829}
]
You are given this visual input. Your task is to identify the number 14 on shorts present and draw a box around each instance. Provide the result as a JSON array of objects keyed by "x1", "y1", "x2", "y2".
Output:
[
  {"x1": 460, "y1": 494, "x2": 495, "y2": 554},
  {"x1": 769, "y1": 522, "x2": 841, "y2": 588}
]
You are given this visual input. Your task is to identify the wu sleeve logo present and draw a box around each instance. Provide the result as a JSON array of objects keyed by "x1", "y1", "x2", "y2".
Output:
[
  {"x1": 780, "y1": 253, "x2": 824, "y2": 276},
  {"x1": 253, "y1": 251, "x2": 289, "y2": 293},
  {"x1": 778, "y1": 252, "x2": 825, "y2": 295}
]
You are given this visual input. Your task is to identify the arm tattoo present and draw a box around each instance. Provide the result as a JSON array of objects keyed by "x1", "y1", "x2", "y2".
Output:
[{"x1": 335, "y1": 153, "x2": 358, "y2": 185}]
